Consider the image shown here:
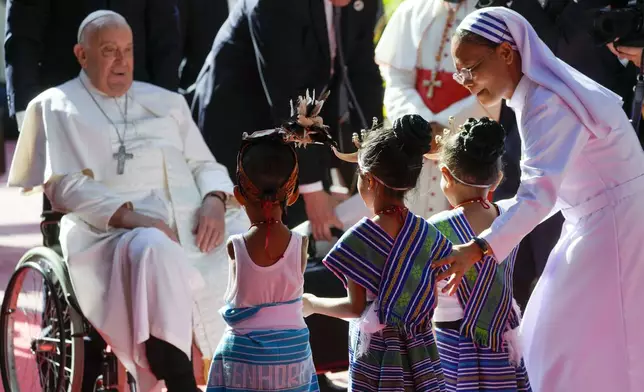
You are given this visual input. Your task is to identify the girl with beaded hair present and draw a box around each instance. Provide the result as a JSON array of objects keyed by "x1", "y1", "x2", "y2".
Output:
[
  {"x1": 433, "y1": 6, "x2": 644, "y2": 392},
  {"x1": 428, "y1": 117, "x2": 530, "y2": 391},
  {"x1": 303, "y1": 114, "x2": 452, "y2": 391},
  {"x1": 205, "y1": 91, "x2": 335, "y2": 392}
]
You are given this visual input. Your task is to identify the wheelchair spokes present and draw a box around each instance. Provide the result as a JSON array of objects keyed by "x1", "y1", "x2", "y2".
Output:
[
  {"x1": 2, "y1": 248, "x2": 140, "y2": 392},
  {"x1": 39, "y1": 281, "x2": 74, "y2": 391},
  {"x1": 1, "y1": 256, "x2": 81, "y2": 392}
]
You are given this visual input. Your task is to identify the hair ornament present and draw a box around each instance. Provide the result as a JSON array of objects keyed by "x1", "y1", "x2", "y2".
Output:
[
  {"x1": 421, "y1": 117, "x2": 458, "y2": 161},
  {"x1": 239, "y1": 89, "x2": 338, "y2": 149},
  {"x1": 282, "y1": 89, "x2": 337, "y2": 148},
  {"x1": 439, "y1": 116, "x2": 459, "y2": 140},
  {"x1": 332, "y1": 117, "x2": 378, "y2": 163}
]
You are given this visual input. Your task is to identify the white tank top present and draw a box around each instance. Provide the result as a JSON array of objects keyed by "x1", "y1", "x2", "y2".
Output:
[{"x1": 223, "y1": 232, "x2": 306, "y2": 331}]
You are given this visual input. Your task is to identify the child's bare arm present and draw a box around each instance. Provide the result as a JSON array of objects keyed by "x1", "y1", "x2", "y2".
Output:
[{"x1": 303, "y1": 280, "x2": 367, "y2": 320}]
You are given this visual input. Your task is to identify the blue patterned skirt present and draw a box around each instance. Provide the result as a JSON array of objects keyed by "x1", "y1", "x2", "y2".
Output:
[
  {"x1": 348, "y1": 321, "x2": 446, "y2": 391},
  {"x1": 435, "y1": 328, "x2": 531, "y2": 392},
  {"x1": 206, "y1": 328, "x2": 319, "y2": 392}
]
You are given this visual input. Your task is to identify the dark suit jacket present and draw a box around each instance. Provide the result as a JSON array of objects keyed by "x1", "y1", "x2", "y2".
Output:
[
  {"x1": 494, "y1": 103, "x2": 521, "y2": 201},
  {"x1": 178, "y1": 0, "x2": 229, "y2": 93},
  {"x1": 192, "y1": 0, "x2": 384, "y2": 184},
  {"x1": 4, "y1": 0, "x2": 181, "y2": 116}
]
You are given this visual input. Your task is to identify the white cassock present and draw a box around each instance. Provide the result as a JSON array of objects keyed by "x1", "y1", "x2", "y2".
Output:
[
  {"x1": 375, "y1": 0, "x2": 500, "y2": 217},
  {"x1": 486, "y1": 76, "x2": 644, "y2": 392},
  {"x1": 7, "y1": 71, "x2": 250, "y2": 391}
]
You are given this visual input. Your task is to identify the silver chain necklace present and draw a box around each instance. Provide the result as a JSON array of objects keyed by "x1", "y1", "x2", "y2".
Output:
[{"x1": 79, "y1": 78, "x2": 133, "y2": 175}]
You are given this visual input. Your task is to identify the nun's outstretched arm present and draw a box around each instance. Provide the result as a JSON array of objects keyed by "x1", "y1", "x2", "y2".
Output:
[{"x1": 479, "y1": 95, "x2": 590, "y2": 262}]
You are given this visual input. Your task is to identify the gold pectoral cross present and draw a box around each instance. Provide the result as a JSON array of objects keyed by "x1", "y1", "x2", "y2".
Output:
[
  {"x1": 113, "y1": 144, "x2": 133, "y2": 175},
  {"x1": 423, "y1": 73, "x2": 443, "y2": 99}
]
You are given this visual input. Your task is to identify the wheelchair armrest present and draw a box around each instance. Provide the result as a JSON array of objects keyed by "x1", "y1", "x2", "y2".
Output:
[{"x1": 40, "y1": 210, "x2": 65, "y2": 248}]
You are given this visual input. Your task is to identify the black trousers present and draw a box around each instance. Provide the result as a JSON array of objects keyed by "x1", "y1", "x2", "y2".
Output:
[
  {"x1": 82, "y1": 330, "x2": 198, "y2": 392},
  {"x1": 145, "y1": 336, "x2": 199, "y2": 392}
]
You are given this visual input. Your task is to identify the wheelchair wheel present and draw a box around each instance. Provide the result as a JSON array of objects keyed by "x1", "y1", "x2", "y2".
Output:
[{"x1": 0, "y1": 249, "x2": 85, "y2": 392}]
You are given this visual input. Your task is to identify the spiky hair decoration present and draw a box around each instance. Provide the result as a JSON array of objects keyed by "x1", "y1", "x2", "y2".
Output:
[
  {"x1": 281, "y1": 90, "x2": 337, "y2": 148},
  {"x1": 333, "y1": 117, "x2": 379, "y2": 163},
  {"x1": 434, "y1": 116, "x2": 457, "y2": 147}
]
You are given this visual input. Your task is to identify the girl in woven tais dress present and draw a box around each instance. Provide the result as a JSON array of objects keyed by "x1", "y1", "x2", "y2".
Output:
[
  {"x1": 428, "y1": 117, "x2": 530, "y2": 391},
  {"x1": 303, "y1": 114, "x2": 451, "y2": 392}
]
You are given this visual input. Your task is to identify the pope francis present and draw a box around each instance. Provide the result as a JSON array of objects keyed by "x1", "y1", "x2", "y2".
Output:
[{"x1": 7, "y1": 10, "x2": 250, "y2": 392}]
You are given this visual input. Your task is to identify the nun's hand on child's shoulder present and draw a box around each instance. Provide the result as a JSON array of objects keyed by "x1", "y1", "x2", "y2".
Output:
[
  {"x1": 432, "y1": 242, "x2": 483, "y2": 295},
  {"x1": 302, "y1": 293, "x2": 317, "y2": 318}
]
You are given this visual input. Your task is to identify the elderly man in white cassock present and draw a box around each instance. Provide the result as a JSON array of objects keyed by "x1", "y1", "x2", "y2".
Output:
[{"x1": 7, "y1": 10, "x2": 250, "y2": 392}]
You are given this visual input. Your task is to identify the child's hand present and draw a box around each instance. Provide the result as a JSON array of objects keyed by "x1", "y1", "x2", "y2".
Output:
[{"x1": 302, "y1": 293, "x2": 317, "y2": 318}]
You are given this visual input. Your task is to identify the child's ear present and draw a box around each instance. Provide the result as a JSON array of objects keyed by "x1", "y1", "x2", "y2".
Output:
[
  {"x1": 490, "y1": 171, "x2": 504, "y2": 192},
  {"x1": 233, "y1": 186, "x2": 246, "y2": 206},
  {"x1": 367, "y1": 173, "x2": 377, "y2": 191},
  {"x1": 360, "y1": 171, "x2": 375, "y2": 191},
  {"x1": 440, "y1": 166, "x2": 454, "y2": 187},
  {"x1": 287, "y1": 188, "x2": 300, "y2": 206}
]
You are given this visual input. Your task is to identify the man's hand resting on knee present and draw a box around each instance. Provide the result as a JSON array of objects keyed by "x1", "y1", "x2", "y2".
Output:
[
  {"x1": 109, "y1": 204, "x2": 179, "y2": 243},
  {"x1": 194, "y1": 193, "x2": 227, "y2": 253}
]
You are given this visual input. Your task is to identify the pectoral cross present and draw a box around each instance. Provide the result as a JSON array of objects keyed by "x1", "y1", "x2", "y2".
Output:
[
  {"x1": 423, "y1": 73, "x2": 443, "y2": 99},
  {"x1": 113, "y1": 144, "x2": 133, "y2": 175}
]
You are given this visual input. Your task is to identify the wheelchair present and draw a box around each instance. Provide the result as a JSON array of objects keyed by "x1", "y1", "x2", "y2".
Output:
[{"x1": 0, "y1": 199, "x2": 137, "y2": 392}]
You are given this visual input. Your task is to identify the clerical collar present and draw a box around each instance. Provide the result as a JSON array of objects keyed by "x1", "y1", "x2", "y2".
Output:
[
  {"x1": 78, "y1": 71, "x2": 129, "y2": 100},
  {"x1": 507, "y1": 75, "x2": 530, "y2": 112}
]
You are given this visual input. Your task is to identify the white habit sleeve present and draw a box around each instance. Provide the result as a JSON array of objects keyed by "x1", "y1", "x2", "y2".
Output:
[
  {"x1": 177, "y1": 98, "x2": 234, "y2": 198},
  {"x1": 480, "y1": 98, "x2": 590, "y2": 262}
]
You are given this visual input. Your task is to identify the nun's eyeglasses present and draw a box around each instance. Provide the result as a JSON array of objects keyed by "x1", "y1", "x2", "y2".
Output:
[{"x1": 452, "y1": 52, "x2": 493, "y2": 85}]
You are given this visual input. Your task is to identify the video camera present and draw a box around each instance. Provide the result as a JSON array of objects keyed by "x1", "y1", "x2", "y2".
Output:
[{"x1": 591, "y1": 0, "x2": 644, "y2": 47}]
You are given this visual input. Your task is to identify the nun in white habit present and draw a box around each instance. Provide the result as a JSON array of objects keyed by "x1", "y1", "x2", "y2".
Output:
[
  {"x1": 7, "y1": 10, "x2": 250, "y2": 391},
  {"x1": 432, "y1": 7, "x2": 644, "y2": 392}
]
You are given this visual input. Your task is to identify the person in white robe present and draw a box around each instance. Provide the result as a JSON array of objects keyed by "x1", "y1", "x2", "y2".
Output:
[
  {"x1": 434, "y1": 7, "x2": 644, "y2": 392},
  {"x1": 7, "y1": 10, "x2": 249, "y2": 391},
  {"x1": 375, "y1": 0, "x2": 500, "y2": 217}
]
